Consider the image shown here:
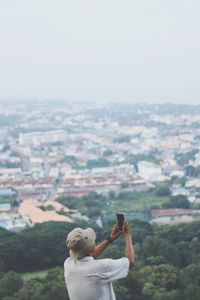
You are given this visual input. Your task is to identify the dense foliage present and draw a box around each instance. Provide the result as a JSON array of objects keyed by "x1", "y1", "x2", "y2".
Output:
[
  {"x1": 0, "y1": 220, "x2": 200, "y2": 300},
  {"x1": 58, "y1": 189, "x2": 171, "y2": 218},
  {"x1": 0, "y1": 222, "x2": 74, "y2": 273}
]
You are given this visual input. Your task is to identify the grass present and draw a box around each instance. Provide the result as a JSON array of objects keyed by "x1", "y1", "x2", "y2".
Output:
[
  {"x1": 104, "y1": 190, "x2": 169, "y2": 214},
  {"x1": 21, "y1": 269, "x2": 51, "y2": 281}
]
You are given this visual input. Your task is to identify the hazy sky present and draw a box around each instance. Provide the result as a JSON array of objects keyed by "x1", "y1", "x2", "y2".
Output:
[{"x1": 0, "y1": 0, "x2": 199, "y2": 104}]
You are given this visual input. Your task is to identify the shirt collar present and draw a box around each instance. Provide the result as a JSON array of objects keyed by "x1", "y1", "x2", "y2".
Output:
[{"x1": 79, "y1": 256, "x2": 94, "y2": 262}]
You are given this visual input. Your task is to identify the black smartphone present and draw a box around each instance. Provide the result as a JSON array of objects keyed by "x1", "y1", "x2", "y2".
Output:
[{"x1": 116, "y1": 213, "x2": 124, "y2": 231}]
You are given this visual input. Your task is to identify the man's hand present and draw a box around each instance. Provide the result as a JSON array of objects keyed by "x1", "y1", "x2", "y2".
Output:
[
  {"x1": 123, "y1": 221, "x2": 131, "y2": 236},
  {"x1": 110, "y1": 223, "x2": 123, "y2": 241},
  {"x1": 123, "y1": 222, "x2": 134, "y2": 267}
]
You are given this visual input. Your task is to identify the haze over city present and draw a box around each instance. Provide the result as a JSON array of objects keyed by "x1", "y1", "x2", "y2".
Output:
[
  {"x1": 0, "y1": 0, "x2": 199, "y2": 104},
  {"x1": 1, "y1": 2, "x2": 200, "y2": 298}
]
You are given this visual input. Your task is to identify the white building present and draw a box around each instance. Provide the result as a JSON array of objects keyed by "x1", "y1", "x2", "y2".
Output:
[
  {"x1": 186, "y1": 178, "x2": 200, "y2": 188},
  {"x1": 151, "y1": 209, "x2": 198, "y2": 224},
  {"x1": 19, "y1": 130, "x2": 67, "y2": 146},
  {"x1": 194, "y1": 152, "x2": 200, "y2": 167},
  {"x1": 0, "y1": 129, "x2": 7, "y2": 141},
  {"x1": 137, "y1": 161, "x2": 162, "y2": 181}
]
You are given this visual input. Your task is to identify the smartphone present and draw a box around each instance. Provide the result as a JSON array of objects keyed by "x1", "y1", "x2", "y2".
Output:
[{"x1": 116, "y1": 213, "x2": 124, "y2": 231}]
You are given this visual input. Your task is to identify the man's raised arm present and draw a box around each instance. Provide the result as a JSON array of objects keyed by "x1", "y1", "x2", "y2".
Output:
[
  {"x1": 91, "y1": 224, "x2": 121, "y2": 258},
  {"x1": 123, "y1": 222, "x2": 135, "y2": 268}
]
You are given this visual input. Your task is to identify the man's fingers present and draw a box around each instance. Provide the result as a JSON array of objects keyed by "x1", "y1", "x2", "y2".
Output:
[
  {"x1": 112, "y1": 231, "x2": 123, "y2": 240},
  {"x1": 117, "y1": 231, "x2": 123, "y2": 237}
]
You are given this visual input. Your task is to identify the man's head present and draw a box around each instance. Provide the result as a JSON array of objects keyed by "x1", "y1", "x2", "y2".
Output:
[{"x1": 66, "y1": 227, "x2": 96, "y2": 260}]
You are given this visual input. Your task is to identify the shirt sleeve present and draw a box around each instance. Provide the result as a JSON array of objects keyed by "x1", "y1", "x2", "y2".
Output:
[{"x1": 102, "y1": 257, "x2": 130, "y2": 282}]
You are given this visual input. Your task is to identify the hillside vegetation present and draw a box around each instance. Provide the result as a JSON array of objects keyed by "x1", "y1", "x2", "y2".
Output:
[{"x1": 0, "y1": 220, "x2": 200, "y2": 300}]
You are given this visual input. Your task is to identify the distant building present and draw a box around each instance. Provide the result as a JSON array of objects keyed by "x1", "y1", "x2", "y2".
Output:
[
  {"x1": 172, "y1": 187, "x2": 190, "y2": 197},
  {"x1": 170, "y1": 170, "x2": 185, "y2": 177},
  {"x1": 0, "y1": 188, "x2": 14, "y2": 197},
  {"x1": 0, "y1": 129, "x2": 7, "y2": 141},
  {"x1": 0, "y1": 168, "x2": 22, "y2": 175},
  {"x1": 19, "y1": 130, "x2": 67, "y2": 146},
  {"x1": 194, "y1": 152, "x2": 200, "y2": 167},
  {"x1": 151, "y1": 208, "x2": 200, "y2": 224},
  {"x1": 137, "y1": 161, "x2": 162, "y2": 181},
  {"x1": 186, "y1": 179, "x2": 200, "y2": 188},
  {"x1": 0, "y1": 203, "x2": 11, "y2": 211}
]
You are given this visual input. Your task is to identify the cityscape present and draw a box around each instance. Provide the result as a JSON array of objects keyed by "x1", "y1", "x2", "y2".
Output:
[
  {"x1": 1, "y1": 0, "x2": 200, "y2": 298},
  {"x1": 1, "y1": 101, "x2": 200, "y2": 231}
]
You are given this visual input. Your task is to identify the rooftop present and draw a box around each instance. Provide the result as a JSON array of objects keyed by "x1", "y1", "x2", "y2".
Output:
[{"x1": 151, "y1": 209, "x2": 193, "y2": 218}]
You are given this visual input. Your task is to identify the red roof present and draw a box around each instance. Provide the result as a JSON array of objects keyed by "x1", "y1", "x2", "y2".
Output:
[{"x1": 151, "y1": 209, "x2": 193, "y2": 218}]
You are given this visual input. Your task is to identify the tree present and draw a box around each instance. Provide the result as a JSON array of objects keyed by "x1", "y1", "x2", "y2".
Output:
[
  {"x1": 0, "y1": 271, "x2": 23, "y2": 299},
  {"x1": 185, "y1": 165, "x2": 198, "y2": 177},
  {"x1": 113, "y1": 135, "x2": 131, "y2": 143},
  {"x1": 140, "y1": 264, "x2": 181, "y2": 299},
  {"x1": 175, "y1": 241, "x2": 190, "y2": 268},
  {"x1": 121, "y1": 182, "x2": 129, "y2": 189},
  {"x1": 142, "y1": 236, "x2": 180, "y2": 266},
  {"x1": 183, "y1": 284, "x2": 200, "y2": 300},
  {"x1": 170, "y1": 176, "x2": 186, "y2": 186},
  {"x1": 86, "y1": 159, "x2": 109, "y2": 169},
  {"x1": 175, "y1": 149, "x2": 198, "y2": 167},
  {"x1": 162, "y1": 195, "x2": 190, "y2": 209},
  {"x1": 2, "y1": 297, "x2": 18, "y2": 300},
  {"x1": 1, "y1": 220, "x2": 200, "y2": 299},
  {"x1": 103, "y1": 150, "x2": 113, "y2": 157},
  {"x1": 0, "y1": 222, "x2": 75, "y2": 273},
  {"x1": 155, "y1": 185, "x2": 170, "y2": 197}
]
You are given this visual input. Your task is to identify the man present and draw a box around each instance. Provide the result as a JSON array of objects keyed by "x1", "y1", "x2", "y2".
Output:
[{"x1": 64, "y1": 222, "x2": 134, "y2": 300}]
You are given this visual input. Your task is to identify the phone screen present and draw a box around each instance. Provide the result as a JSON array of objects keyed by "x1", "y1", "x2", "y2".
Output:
[{"x1": 116, "y1": 213, "x2": 124, "y2": 231}]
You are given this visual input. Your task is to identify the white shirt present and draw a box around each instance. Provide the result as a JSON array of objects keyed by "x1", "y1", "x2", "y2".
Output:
[{"x1": 64, "y1": 256, "x2": 129, "y2": 300}]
